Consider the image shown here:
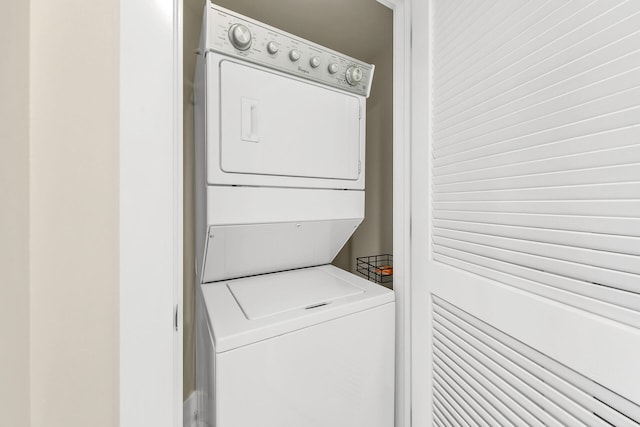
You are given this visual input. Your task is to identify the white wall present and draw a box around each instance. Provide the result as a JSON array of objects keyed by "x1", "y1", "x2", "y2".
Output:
[
  {"x1": 29, "y1": 1, "x2": 119, "y2": 426},
  {"x1": 0, "y1": 2, "x2": 30, "y2": 426}
]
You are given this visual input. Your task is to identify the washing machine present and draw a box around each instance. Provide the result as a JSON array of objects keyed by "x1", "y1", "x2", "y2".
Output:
[
  {"x1": 196, "y1": 265, "x2": 394, "y2": 427},
  {"x1": 194, "y1": 3, "x2": 394, "y2": 426}
]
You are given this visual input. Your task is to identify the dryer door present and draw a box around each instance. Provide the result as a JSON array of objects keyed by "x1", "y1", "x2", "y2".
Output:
[{"x1": 207, "y1": 55, "x2": 365, "y2": 189}]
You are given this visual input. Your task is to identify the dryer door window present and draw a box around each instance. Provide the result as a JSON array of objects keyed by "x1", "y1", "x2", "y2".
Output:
[{"x1": 218, "y1": 60, "x2": 362, "y2": 181}]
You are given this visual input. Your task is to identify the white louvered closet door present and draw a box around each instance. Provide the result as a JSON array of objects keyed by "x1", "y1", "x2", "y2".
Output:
[{"x1": 411, "y1": 1, "x2": 640, "y2": 426}]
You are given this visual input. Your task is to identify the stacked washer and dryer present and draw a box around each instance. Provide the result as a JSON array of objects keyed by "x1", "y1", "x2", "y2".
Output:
[{"x1": 194, "y1": 4, "x2": 395, "y2": 426}]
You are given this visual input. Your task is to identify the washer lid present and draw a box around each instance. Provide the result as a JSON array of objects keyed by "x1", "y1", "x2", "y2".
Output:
[
  {"x1": 200, "y1": 265, "x2": 394, "y2": 353},
  {"x1": 228, "y1": 268, "x2": 365, "y2": 320}
]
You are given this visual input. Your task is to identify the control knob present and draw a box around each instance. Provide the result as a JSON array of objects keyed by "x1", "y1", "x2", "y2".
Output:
[
  {"x1": 310, "y1": 56, "x2": 321, "y2": 68},
  {"x1": 345, "y1": 66, "x2": 363, "y2": 86},
  {"x1": 289, "y1": 49, "x2": 301, "y2": 61},
  {"x1": 228, "y1": 24, "x2": 252, "y2": 51},
  {"x1": 328, "y1": 63, "x2": 339, "y2": 74},
  {"x1": 266, "y1": 41, "x2": 279, "y2": 54}
]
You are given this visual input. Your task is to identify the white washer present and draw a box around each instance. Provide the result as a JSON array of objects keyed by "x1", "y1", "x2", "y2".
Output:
[{"x1": 196, "y1": 265, "x2": 395, "y2": 427}]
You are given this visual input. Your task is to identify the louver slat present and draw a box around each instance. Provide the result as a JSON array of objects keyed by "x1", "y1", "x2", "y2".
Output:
[
  {"x1": 433, "y1": 210, "x2": 640, "y2": 237},
  {"x1": 433, "y1": 371, "x2": 492, "y2": 427},
  {"x1": 432, "y1": 0, "x2": 640, "y2": 319},
  {"x1": 434, "y1": 350, "x2": 514, "y2": 426},
  {"x1": 432, "y1": 249, "x2": 640, "y2": 323},
  {"x1": 433, "y1": 387, "x2": 472, "y2": 427},
  {"x1": 434, "y1": 164, "x2": 640, "y2": 193},
  {"x1": 434, "y1": 145, "x2": 640, "y2": 184},
  {"x1": 434, "y1": 332, "x2": 550, "y2": 427},
  {"x1": 434, "y1": 228, "x2": 640, "y2": 275},
  {"x1": 435, "y1": 84, "x2": 640, "y2": 155},
  {"x1": 433, "y1": 380, "x2": 481, "y2": 427},
  {"x1": 434, "y1": 182, "x2": 640, "y2": 202},
  {"x1": 433, "y1": 236, "x2": 640, "y2": 294},
  {"x1": 435, "y1": 47, "x2": 640, "y2": 139},
  {"x1": 431, "y1": 0, "x2": 640, "y2": 424},
  {"x1": 432, "y1": 297, "x2": 640, "y2": 427},
  {"x1": 434, "y1": 2, "x2": 640, "y2": 116},
  {"x1": 434, "y1": 0, "x2": 565, "y2": 91},
  {"x1": 433, "y1": 220, "x2": 640, "y2": 255}
]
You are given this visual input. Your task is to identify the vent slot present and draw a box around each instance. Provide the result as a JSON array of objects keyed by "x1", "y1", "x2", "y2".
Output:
[{"x1": 432, "y1": 297, "x2": 640, "y2": 427}]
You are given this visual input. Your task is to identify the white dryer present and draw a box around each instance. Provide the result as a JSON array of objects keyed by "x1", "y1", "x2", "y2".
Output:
[
  {"x1": 194, "y1": 8, "x2": 375, "y2": 283},
  {"x1": 194, "y1": 3, "x2": 394, "y2": 427}
]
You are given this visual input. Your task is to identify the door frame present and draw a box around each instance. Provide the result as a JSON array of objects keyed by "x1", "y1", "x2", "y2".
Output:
[
  {"x1": 118, "y1": 0, "x2": 414, "y2": 426},
  {"x1": 408, "y1": 0, "x2": 432, "y2": 425},
  {"x1": 119, "y1": 0, "x2": 183, "y2": 426},
  {"x1": 376, "y1": 0, "x2": 412, "y2": 426}
]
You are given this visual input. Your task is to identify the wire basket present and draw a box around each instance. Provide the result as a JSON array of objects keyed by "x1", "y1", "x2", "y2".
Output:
[{"x1": 356, "y1": 254, "x2": 393, "y2": 285}]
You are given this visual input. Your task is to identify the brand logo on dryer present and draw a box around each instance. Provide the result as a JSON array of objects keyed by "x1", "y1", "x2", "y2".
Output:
[{"x1": 297, "y1": 66, "x2": 310, "y2": 74}]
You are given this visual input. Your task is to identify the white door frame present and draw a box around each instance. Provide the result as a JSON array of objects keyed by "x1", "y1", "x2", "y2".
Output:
[
  {"x1": 118, "y1": 0, "x2": 413, "y2": 426},
  {"x1": 408, "y1": 0, "x2": 432, "y2": 425},
  {"x1": 376, "y1": 0, "x2": 412, "y2": 426},
  {"x1": 119, "y1": 0, "x2": 183, "y2": 426}
]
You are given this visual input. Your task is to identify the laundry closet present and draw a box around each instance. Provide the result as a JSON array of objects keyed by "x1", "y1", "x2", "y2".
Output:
[{"x1": 182, "y1": 0, "x2": 394, "y2": 418}]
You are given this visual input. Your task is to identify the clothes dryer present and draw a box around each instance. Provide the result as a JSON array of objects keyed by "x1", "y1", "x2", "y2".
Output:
[{"x1": 194, "y1": 3, "x2": 375, "y2": 282}]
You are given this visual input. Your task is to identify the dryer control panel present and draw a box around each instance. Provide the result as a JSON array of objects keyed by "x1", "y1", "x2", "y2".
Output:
[{"x1": 204, "y1": 3, "x2": 375, "y2": 97}]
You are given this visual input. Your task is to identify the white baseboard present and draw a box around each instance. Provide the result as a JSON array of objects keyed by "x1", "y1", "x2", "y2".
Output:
[{"x1": 183, "y1": 391, "x2": 198, "y2": 427}]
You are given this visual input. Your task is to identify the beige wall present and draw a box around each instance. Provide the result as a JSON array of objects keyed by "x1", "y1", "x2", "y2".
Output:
[
  {"x1": 0, "y1": 2, "x2": 31, "y2": 426},
  {"x1": 29, "y1": 0, "x2": 120, "y2": 421},
  {"x1": 11, "y1": 1, "x2": 119, "y2": 426},
  {"x1": 345, "y1": 45, "x2": 394, "y2": 276}
]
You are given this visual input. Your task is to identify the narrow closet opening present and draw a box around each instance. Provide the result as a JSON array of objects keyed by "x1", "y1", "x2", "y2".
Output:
[{"x1": 183, "y1": 0, "x2": 393, "y2": 402}]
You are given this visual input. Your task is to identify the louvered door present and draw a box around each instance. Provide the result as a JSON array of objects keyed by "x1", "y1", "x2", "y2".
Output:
[{"x1": 411, "y1": 1, "x2": 640, "y2": 425}]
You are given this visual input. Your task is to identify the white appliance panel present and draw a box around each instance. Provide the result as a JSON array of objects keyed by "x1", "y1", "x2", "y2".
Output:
[
  {"x1": 204, "y1": 53, "x2": 366, "y2": 190},
  {"x1": 200, "y1": 265, "x2": 395, "y2": 352},
  {"x1": 198, "y1": 186, "x2": 364, "y2": 283},
  {"x1": 206, "y1": 185, "x2": 364, "y2": 225},
  {"x1": 215, "y1": 303, "x2": 395, "y2": 427},
  {"x1": 203, "y1": 3, "x2": 375, "y2": 97},
  {"x1": 219, "y1": 60, "x2": 361, "y2": 181},
  {"x1": 227, "y1": 267, "x2": 365, "y2": 320},
  {"x1": 202, "y1": 219, "x2": 361, "y2": 283}
]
